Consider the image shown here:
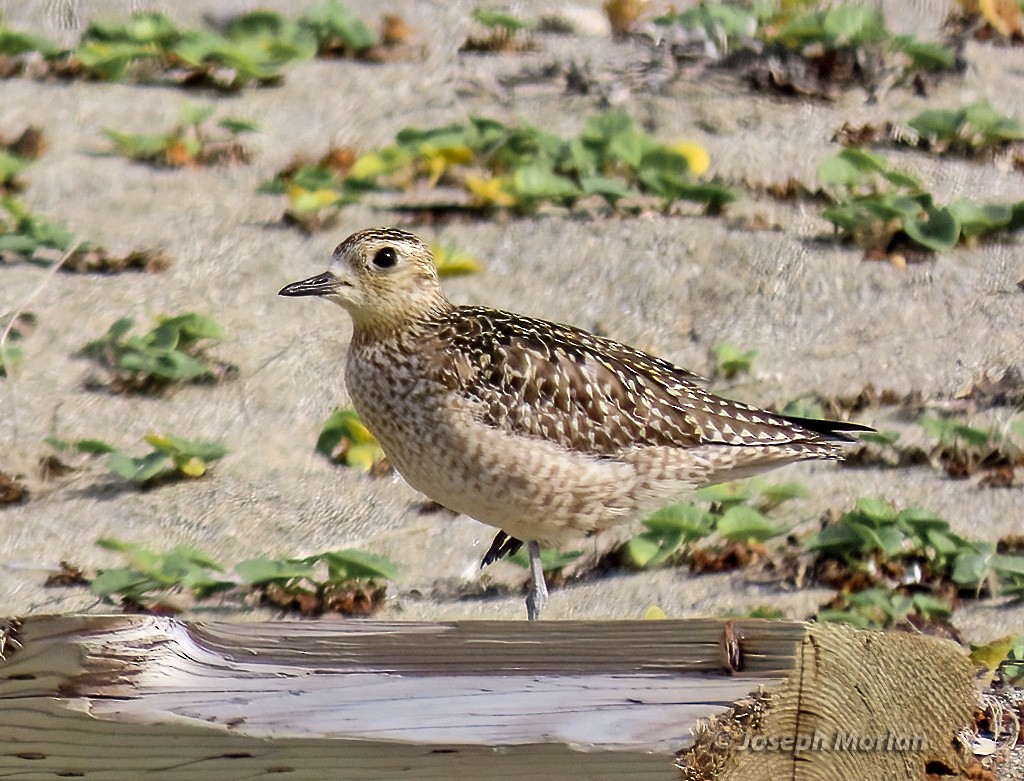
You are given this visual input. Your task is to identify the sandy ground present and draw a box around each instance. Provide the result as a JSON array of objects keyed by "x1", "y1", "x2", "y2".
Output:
[{"x1": 0, "y1": 0, "x2": 1023, "y2": 647}]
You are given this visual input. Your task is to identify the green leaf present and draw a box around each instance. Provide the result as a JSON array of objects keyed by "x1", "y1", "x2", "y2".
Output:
[
  {"x1": 716, "y1": 505, "x2": 781, "y2": 542},
  {"x1": 0, "y1": 343, "x2": 24, "y2": 376},
  {"x1": 964, "y1": 101, "x2": 1024, "y2": 141},
  {"x1": 0, "y1": 26, "x2": 65, "y2": 57},
  {"x1": 902, "y1": 206, "x2": 960, "y2": 252},
  {"x1": 805, "y1": 523, "x2": 864, "y2": 554},
  {"x1": 235, "y1": 556, "x2": 318, "y2": 585},
  {"x1": 946, "y1": 199, "x2": 1012, "y2": 238},
  {"x1": 301, "y1": 0, "x2": 376, "y2": 50},
  {"x1": 991, "y1": 554, "x2": 1024, "y2": 577},
  {"x1": 891, "y1": 36, "x2": 956, "y2": 71},
  {"x1": 907, "y1": 108, "x2": 962, "y2": 142},
  {"x1": 754, "y1": 480, "x2": 810, "y2": 507},
  {"x1": 694, "y1": 481, "x2": 752, "y2": 506},
  {"x1": 627, "y1": 528, "x2": 686, "y2": 569},
  {"x1": 96, "y1": 537, "x2": 162, "y2": 573},
  {"x1": 712, "y1": 342, "x2": 757, "y2": 379},
  {"x1": 159, "y1": 312, "x2": 224, "y2": 342},
  {"x1": 817, "y1": 148, "x2": 890, "y2": 186},
  {"x1": 178, "y1": 102, "x2": 216, "y2": 127},
  {"x1": 471, "y1": 8, "x2": 532, "y2": 32},
  {"x1": 144, "y1": 433, "x2": 228, "y2": 462},
  {"x1": 911, "y1": 593, "x2": 951, "y2": 618},
  {"x1": 821, "y1": 5, "x2": 887, "y2": 45},
  {"x1": 952, "y1": 547, "x2": 993, "y2": 587},
  {"x1": 920, "y1": 416, "x2": 993, "y2": 447},
  {"x1": 580, "y1": 176, "x2": 636, "y2": 204},
  {"x1": 816, "y1": 608, "x2": 874, "y2": 628},
  {"x1": 108, "y1": 450, "x2": 169, "y2": 483},
  {"x1": 644, "y1": 502, "x2": 715, "y2": 539},
  {"x1": 91, "y1": 567, "x2": 155, "y2": 599},
  {"x1": 73, "y1": 438, "x2": 118, "y2": 454},
  {"x1": 0, "y1": 150, "x2": 32, "y2": 183},
  {"x1": 510, "y1": 164, "x2": 581, "y2": 203},
  {"x1": 852, "y1": 497, "x2": 897, "y2": 525},
  {"x1": 320, "y1": 549, "x2": 399, "y2": 581},
  {"x1": 103, "y1": 128, "x2": 170, "y2": 159},
  {"x1": 217, "y1": 118, "x2": 260, "y2": 134}
]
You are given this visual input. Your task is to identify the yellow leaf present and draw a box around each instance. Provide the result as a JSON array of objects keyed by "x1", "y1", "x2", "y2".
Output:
[
  {"x1": 970, "y1": 634, "x2": 1020, "y2": 685},
  {"x1": 643, "y1": 605, "x2": 668, "y2": 620},
  {"x1": 349, "y1": 152, "x2": 388, "y2": 180},
  {"x1": 420, "y1": 144, "x2": 474, "y2": 185},
  {"x1": 144, "y1": 433, "x2": 171, "y2": 450},
  {"x1": 668, "y1": 141, "x2": 710, "y2": 177},
  {"x1": 179, "y1": 457, "x2": 207, "y2": 478},
  {"x1": 287, "y1": 185, "x2": 342, "y2": 213},
  {"x1": 464, "y1": 174, "x2": 516, "y2": 207},
  {"x1": 604, "y1": 0, "x2": 649, "y2": 37},
  {"x1": 979, "y1": 0, "x2": 1024, "y2": 35},
  {"x1": 345, "y1": 415, "x2": 377, "y2": 445},
  {"x1": 430, "y1": 242, "x2": 484, "y2": 277}
]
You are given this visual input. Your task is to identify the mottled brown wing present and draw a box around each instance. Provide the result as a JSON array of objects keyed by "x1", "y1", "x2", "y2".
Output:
[{"x1": 434, "y1": 307, "x2": 831, "y2": 457}]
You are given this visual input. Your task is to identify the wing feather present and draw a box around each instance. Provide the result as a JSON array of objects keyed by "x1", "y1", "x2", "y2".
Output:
[{"x1": 432, "y1": 307, "x2": 860, "y2": 456}]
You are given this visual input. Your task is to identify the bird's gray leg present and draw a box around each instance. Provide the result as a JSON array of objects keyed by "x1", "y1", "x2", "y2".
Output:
[{"x1": 525, "y1": 540, "x2": 547, "y2": 621}]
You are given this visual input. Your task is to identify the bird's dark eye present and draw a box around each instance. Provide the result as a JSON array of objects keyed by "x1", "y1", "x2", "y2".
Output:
[{"x1": 372, "y1": 247, "x2": 398, "y2": 269}]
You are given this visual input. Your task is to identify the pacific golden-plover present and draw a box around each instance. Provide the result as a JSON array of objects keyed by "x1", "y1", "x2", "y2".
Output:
[{"x1": 280, "y1": 227, "x2": 871, "y2": 620}]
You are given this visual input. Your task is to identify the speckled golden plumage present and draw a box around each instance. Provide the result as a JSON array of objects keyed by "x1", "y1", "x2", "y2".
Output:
[{"x1": 280, "y1": 227, "x2": 870, "y2": 619}]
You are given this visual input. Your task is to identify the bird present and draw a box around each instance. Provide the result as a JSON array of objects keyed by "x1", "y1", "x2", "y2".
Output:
[{"x1": 279, "y1": 227, "x2": 871, "y2": 620}]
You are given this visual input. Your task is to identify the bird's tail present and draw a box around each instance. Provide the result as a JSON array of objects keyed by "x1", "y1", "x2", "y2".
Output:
[{"x1": 780, "y1": 415, "x2": 875, "y2": 443}]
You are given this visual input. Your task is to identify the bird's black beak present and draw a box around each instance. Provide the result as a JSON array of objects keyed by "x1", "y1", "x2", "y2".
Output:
[{"x1": 278, "y1": 272, "x2": 337, "y2": 297}]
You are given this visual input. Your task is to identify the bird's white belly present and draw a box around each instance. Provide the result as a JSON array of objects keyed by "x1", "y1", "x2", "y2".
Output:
[
  {"x1": 346, "y1": 349, "x2": 711, "y2": 548},
  {"x1": 349, "y1": 377, "x2": 635, "y2": 546}
]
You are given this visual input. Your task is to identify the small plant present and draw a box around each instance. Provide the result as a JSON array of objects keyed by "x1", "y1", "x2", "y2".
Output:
[
  {"x1": 430, "y1": 241, "x2": 484, "y2": 276},
  {"x1": 0, "y1": 197, "x2": 170, "y2": 272},
  {"x1": 805, "y1": 496, "x2": 1024, "y2": 597},
  {"x1": 907, "y1": 100, "x2": 1024, "y2": 155},
  {"x1": 0, "y1": 4, "x2": 405, "y2": 91},
  {"x1": 711, "y1": 342, "x2": 756, "y2": 381},
  {"x1": 625, "y1": 478, "x2": 800, "y2": 569},
  {"x1": 316, "y1": 407, "x2": 388, "y2": 473},
  {"x1": 835, "y1": 100, "x2": 1024, "y2": 171},
  {"x1": 649, "y1": 3, "x2": 958, "y2": 99},
  {"x1": 816, "y1": 586, "x2": 952, "y2": 630},
  {"x1": 460, "y1": 8, "x2": 534, "y2": 53},
  {"x1": 90, "y1": 538, "x2": 234, "y2": 609},
  {"x1": 237, "y1": 548, "x2": 398, "y2": 615},
  {"x1": 0, "y1": 149, "x2": 32, "y2": 193},
  {"x1": 50, "y1": 433, "x2": 228, "y2": 487},
  {"x1": 947, "y1": 0, "x2": 1024, "y2": 45},
  {"x1": 103, "y1": 103, "x2": 258, "y2": 167},
  {"x1": 0, "y1": 311, "x2": 35, "y2": 378},
  {"x1": 264, "y1": 111, "x2": 737, "y2": 228},
  {"x1": 920, "y1": 415, "x2": 997, "y2": 476},
  {"x1": 818, "y1": 147, "x2": 1024, "y2": 256},
  {"x1": 0, "y1": 126, "x2": 45, "y2": 192},
  {"x1": 83, "y1": 537, "x2": 398, "y2": 615},
  {"x1": 0, "y1": 196, "x2": 75, "y2": 262},
  {"x1": 301, "y1": 0, "x2": 376, "y2": 56},
  {"x1": 80, "y1": 313, "x2": 232, "y2": 392}
]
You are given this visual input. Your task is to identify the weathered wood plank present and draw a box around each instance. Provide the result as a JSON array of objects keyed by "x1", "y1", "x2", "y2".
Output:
[{"x1": 0, "y1": 616, "x2": 979, "y2": 780}]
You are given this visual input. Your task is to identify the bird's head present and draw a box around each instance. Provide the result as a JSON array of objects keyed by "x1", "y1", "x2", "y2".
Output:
[{"x1": 279, "y1": 228, "x2": 449, "y2": 332}]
